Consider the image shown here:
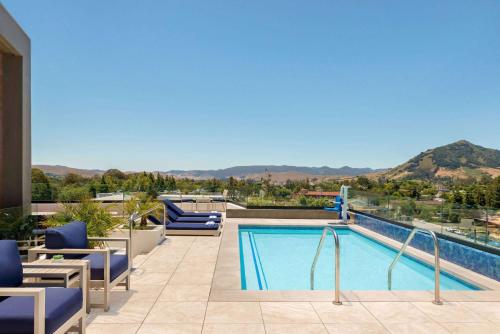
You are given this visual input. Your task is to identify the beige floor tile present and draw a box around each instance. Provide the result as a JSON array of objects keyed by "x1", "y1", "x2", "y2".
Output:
[
  {"x1": 176, "y1": 261, "x2": 216, "y2": 273},
  {"x1": 159, "y1": 285, "x2": 211, "y2": 301},
  {"x1": 131, "y1": 271, "x2": 173, "y2": 285},
  {"x1": 362, "y1": 302, "x2": 431, "y2": 323},
  {"x1": 144, "y1": 301, "x2": 207, "y2": 324},
  {"x1": 462, "y1": 291, "x2": 500, "y2": 302},
  {"x1": 169, "y1": 270, "x2": 214, "y2": 285},
  {"x1": 202, "y1": 323, "x2": 265, "y2": 334},
  {"x1": 266, "y1": 323, "x2": 328, "y2": 334},
  {"x1": 86, "y1": 323, "x2": 141, "y2": 334},
  {"x1": 460, "y1": 302, "x2": 500, "y2": 323},
  {"x1": 382, "y1": 321, "x2": 450, "y2": 334},
  {"x1": 325, "y1": 323, "x2": 388, "y2": 334},
  {"x1": 211, "y1": 270, "x2": 240, "y2": 290},
  {"x1": 413, "y1": 302, "x2": 488, "y2": 323},
  {"x1": 136, "y1": 323, "x2": 202, "y2": 334},
  {"x1": 441, "y1": 322, "x2": 500, "y2": 334},
  {"x1": 353, "y1": 291, "x2": 401, "y2": 302},
  {"x1": 89, "y1": 299, "x2": 155, "y2": 324},
  {"x1": 260, "y1": 302, "x2": 322, "y2": 324},
  {"x1": 141, "y1": 259, "x2": 181, "y2": 272},
  {"x1": 391, "y1": 291, "x2": 434, "y2": 302},
  {"x1": 205, "y1": 302, "x2": 262, "y2": 324},
  {"x1": 312, "y1": 302, "x2": 378, "y2": 323}
]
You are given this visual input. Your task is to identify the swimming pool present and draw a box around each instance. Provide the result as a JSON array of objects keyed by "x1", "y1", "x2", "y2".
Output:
[{"x1": 239, "y1": 226, "x2": 479, "y2": 291}]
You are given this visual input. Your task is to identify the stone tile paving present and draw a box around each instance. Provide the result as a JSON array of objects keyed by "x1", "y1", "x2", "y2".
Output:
[{"x1": 84, "y1": 219, "x2": 500, "y2": 334}]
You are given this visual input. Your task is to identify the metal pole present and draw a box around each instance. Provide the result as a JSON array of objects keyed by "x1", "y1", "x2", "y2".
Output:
[
  {"x1": 387, "y1": 228, "x2": 442, "y2": 305},
  {"x1": 333, "y1": 229, "x2": 341, "y2": 305},
  {"x1": 310, "y1": 226, "x2": 341, "y2": 305},
  {"x1": 429, "y1": 231, "x2": 442, "y2": 305}
]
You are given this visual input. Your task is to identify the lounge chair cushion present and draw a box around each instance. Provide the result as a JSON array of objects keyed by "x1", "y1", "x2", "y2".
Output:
[
  {"x1": 165, "y1": 221, "x2": 220, "y2": 230},
  {"x1": 0, "y1": 287, "x2": 82, "y2": 334},
  {"x1": 167, "y1": 209, "x2": 221, "y2": 223},
  {"x1": 147, "y1": 215, "x2": 163, "y2": 225},
  {"x1": 81, "y1": 253, "x2": 128, "y2": 282},
  {"x1": 45, "y1": 221, "x2": 89, "y2": 259},
  {"x1": 164, "y1": 199, "x2": 222, "y2": 217},
  {"x1": 0, "y1": 240, "x2": 23, "y2": 288}
]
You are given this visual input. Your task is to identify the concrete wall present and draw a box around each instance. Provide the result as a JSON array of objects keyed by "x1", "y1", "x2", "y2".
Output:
[
  {"x1": 0, "y1": 4, "x2": 31, "y2": 209},
  {"x1": 226, "y1": 208, "x2": 341, "y2": 219}
]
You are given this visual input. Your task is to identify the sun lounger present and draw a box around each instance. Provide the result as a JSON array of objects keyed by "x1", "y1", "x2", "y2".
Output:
[
  {"x1": 147, "y1": 215, "x2": 221, "y2": 236},
  {"x1": 164, "y1": 199, "x2": 222, "y2": 217},
  {"x1": 167, "y1": 208, "x2": 222, "y2": 223}
]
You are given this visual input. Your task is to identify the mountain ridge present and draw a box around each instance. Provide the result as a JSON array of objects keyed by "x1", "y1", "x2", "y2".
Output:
[
  {"x1": 384, "y1": 140, "x2": 500, "y2": 180},
  {"x1": 34, "y1": 140, "x2": 500, "y2": 181},
  {"x1": 33, "y1": 164, "x2": 383, "y2": 179}
]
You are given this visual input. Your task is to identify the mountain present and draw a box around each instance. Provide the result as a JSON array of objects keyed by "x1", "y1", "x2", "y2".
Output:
[
  {"x1": 384, "y1": 140, "x2": 500, "y2": 180},
  {"x1": 33, "y1": 165, "x2": 106, "y2": 178},
  {"x1": 167, "y1": 165, "x2": 382, "y2": 179},
  {"x1": 33, "y1": 164, "x2": 382, "y2": 180}
]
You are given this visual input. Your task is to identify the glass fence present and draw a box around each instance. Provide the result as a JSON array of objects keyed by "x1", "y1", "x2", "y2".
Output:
[
  {"x1": 348, "y1": 190, "x2": 500, "y2": 249},
  {"x1": 21, "y1": 183, "x2": 500, "y2": 251}
]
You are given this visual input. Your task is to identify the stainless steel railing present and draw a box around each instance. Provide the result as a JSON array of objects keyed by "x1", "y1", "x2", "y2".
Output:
[
  {"x1": 310, "y1": 226, "x2": 342, "y2": 305},
  {"x1": 388, "y1": 228, "x2": 442, "y2": 305}
]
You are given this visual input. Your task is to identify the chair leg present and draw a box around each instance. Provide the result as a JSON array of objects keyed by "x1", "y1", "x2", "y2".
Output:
[
  {"x1": 103, "y1": 284, "x2": 110, "y2": 311},
  {"x1": 125, "y1": 275, "x2": 130, "y2": 290},
  {"x1": 78, "y1": 316, "x2": 86, "y2": 334}
]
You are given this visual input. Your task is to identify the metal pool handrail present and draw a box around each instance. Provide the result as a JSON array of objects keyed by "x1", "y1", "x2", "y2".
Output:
[
  {"x1": 310, "y1": 226, "x2": 342, "y2": 305},
  {"x1": 388, "y1": 227, "x2": 443, "y2": 305}
]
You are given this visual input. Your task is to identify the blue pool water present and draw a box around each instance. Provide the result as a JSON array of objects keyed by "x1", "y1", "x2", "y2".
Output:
[{"x1": 239, "y1": 226, "x2": 479, "y2": 291}]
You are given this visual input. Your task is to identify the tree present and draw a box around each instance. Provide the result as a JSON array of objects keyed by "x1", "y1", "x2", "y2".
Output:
[
  {"x1": 63, "y1": 173, "x2": 87, "y2": 186},
  {"x1": 32, "y1": 168, "x2": 53, "y2": 200},
  {"x1": 486, "y1": 177, "x2": 500, "y2": 208}
]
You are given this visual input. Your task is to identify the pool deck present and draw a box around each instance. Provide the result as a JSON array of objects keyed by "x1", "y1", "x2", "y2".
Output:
[{"x1": 86, "y1": 217, "x2": 500, "y2": 334}]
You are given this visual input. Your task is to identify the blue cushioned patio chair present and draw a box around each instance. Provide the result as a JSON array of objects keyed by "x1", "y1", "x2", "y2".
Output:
[
  {"x1": 0, "y1": 240, "x2": 87, "y2": 334},
  {"x1": 28, "y1": 221, "x2": 130, "y2": 311}
]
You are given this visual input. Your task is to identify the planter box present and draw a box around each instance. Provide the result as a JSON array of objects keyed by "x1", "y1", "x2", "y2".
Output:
[{"x1": 110, "y1": 225, "x2": 163, "y2": 258}]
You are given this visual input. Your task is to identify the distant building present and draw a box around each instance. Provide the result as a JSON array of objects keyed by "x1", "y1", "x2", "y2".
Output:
[{"x1": 94, "y1": 193, "x2": 135, "y2": 202}]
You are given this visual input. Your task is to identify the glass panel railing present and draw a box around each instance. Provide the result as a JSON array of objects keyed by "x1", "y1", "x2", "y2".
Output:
[{"x1": 349, "y1": 190, "x2": 500, "y2": 250}]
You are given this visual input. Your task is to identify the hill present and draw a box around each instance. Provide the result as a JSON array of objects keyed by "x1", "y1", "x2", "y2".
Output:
[
  {"x1": 384, "y1": 140, "x2": 500, "y2": 180},
  {"x1": 33, "y1": 164, "x2": 382, "y2": 180},
  {"x1": 33, "y1": 165, "x2": 106, "y2": 178},
  {"x1": 167, "y1": 165, "x2": 382, "y2": 179}
]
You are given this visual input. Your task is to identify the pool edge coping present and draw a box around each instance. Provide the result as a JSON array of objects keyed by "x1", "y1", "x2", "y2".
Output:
[{"x1": 209, "y1": 218, "x2": 500, "y2": 302}]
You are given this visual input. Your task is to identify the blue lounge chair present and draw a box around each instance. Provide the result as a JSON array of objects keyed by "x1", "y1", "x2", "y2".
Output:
[
  {"x1": 167, "y1": 208, "x2": 222, "y2": 223},
  {"x1": 164, "y1": 199, "x2": 222, "y2": 218},
  {"x1": 148, "y1": 215, "x2": 221, "y2": 236},
  {"x1": 28, "y1": 221, "x2": 131, "y2": 311},
  {"x1": 0, "y1": 240, "x2": 86, "y2": 334}
]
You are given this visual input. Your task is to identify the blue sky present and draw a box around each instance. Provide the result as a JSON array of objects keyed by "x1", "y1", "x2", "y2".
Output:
[{"x1": 3, "y1": 0, "x2": 500, "y2": 171}]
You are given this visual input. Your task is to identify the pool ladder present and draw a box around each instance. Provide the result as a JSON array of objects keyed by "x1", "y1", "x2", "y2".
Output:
[
  {"x1": 388, "y1": 227, "x2": 443, "y2": 305},
  {"x1": 310, "y1": 226, "x2": 342, "y2": 305}
]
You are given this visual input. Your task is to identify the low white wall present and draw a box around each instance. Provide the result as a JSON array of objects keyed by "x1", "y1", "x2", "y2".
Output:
[{"x1": 110, "y1": 226, "x2": 163, "y2": 258}]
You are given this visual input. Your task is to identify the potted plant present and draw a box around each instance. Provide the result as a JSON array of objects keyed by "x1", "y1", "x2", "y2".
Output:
[{"x1": 111, "y1": 193, "x2": 164, "y2": 257}]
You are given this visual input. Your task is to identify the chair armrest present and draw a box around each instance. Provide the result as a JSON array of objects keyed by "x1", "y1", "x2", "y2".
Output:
[
  {"x1": 0, "y1": 288, "x2": 45, "y2": 334},
  {"x1": 28, "y1": 246, "x2": 108, "y2": 262},
  {"x1": 0, "y1": 287, "x2": 45, "y2": 297},
  {"x1": 88, "y1": 237, "x2": 130, "y2": 260}
]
